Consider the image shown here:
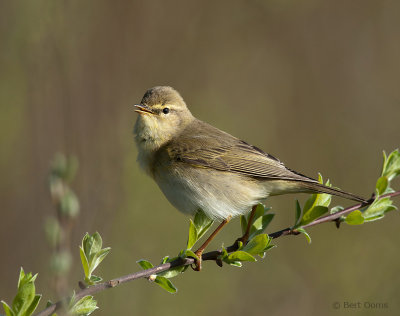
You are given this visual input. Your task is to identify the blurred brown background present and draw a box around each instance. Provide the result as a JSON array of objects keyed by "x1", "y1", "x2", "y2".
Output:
[{"x1": 1, "y1": 0, "x2": 399, "y2": 315}]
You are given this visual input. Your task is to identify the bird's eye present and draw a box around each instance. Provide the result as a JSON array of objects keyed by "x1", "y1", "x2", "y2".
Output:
[{"x1": 162, "y1": 107, "x2": 170, "y2": 114}]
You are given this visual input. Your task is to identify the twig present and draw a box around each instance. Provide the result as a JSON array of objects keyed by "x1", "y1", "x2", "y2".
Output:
[
  {"x1": 270, "y1": 191, "x2": 400, "y2": 238},
  {"x1": 34, "y1": 190, "x2": 400, "y2": 316}
]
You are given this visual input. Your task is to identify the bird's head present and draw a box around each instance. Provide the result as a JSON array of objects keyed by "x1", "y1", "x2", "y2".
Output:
[{"x1": 134, "y1": 86, "x2": 194, "y2": 150}]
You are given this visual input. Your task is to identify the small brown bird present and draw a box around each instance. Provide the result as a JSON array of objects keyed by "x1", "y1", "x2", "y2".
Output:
[{"x1": 133, "y1": 86, "x2": 366, "y2": 268}]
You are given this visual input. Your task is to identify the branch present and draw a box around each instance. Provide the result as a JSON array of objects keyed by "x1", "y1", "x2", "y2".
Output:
[
  {"x1": 35, "y1": 258, "x2": 192, "y2": 316},
  {"x1": 269, "y1": 190, "x2": 400, "y2": 238},
  {"x1": 34, "y1": 190, "x2": 400, "y2": 316}
]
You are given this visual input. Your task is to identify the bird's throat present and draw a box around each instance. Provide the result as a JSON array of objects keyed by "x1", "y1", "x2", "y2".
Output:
[{"x1": 134, "y1": 115, "x2": 170, "y2": 176}]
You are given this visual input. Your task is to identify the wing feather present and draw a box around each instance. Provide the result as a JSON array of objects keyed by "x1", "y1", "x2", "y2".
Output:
[{"x1": 166, "y1": 120, "x2": 316, "y2": 183}]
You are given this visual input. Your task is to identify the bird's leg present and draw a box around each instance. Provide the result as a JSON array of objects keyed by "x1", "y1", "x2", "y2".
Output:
[
  {"x1": 193, "y1": 216, "x2": 232, "y2": 271},
  {"x1": 238, "y1": 204, "x2": 258, "y2": 245}
]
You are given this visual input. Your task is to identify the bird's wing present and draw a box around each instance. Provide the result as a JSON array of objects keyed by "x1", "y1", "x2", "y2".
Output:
[{"x1": 167, "y1": 122, "x2": 316, "y2": 183}]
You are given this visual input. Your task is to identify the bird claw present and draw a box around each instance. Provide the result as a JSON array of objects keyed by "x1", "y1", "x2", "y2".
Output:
[{"x1": 191, "y1": 250, "x2": 203, "y2": 271}]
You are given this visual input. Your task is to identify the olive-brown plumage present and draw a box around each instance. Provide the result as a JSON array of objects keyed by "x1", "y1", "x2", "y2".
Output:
[{"x1": 134, "y1": 86, "x2": 366, "y2": 220}]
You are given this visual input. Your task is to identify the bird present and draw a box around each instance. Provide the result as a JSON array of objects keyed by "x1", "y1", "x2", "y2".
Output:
[{"x1": 133, "y1": 86, "x2": 366, "y2": 269}]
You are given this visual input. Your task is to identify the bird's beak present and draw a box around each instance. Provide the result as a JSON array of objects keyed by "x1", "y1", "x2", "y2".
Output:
[{"x1": 134, "y1": 104, "x2": 154, "y2": 115}]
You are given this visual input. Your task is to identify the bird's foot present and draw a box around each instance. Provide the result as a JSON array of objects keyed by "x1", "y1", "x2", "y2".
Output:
[
  {"x1": 192, "y1": 250, "x2": 203, "y2": 271},
  {"x1": 191, "y1": 216, "x2": 232, "y2": 271}
]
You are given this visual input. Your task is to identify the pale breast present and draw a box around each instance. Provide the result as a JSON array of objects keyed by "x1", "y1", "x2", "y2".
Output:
[{"x1": 152, "y1": 161, "x2": 269, "y2": 220}]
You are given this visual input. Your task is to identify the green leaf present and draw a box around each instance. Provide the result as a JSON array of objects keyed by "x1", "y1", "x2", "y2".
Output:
[
  {"x1": 50, "y1": 251, "x2": 72, "y2": 275},
  {"x1": 79, "y1": 247, "x2": 89, "y2": 278},
  {"x1": 303, "y1": 176, "x2": 332, "y2": 212},
  {"x1": 298, "y1": 176, "x2": 332, "y2": 226},
  {"x1": 137, "y1": 259, "x2": 154, "y2": 270},
  {"x1": 220, "y1": 247, "x2": 228, "y2": 259},
  {"x1": 157, "y1": 255, "x2": 188, "y2": 278},
  {"x1": 242, "y1": 234, "x2": 270, "y2": 255},
  {"x1": 82, "y1": 232, "x2": 102, "y2": 262},
  {"x1": 297, "y1": 228, "x2": 312, "y2": 244},
  {"x1": 229, "y1": 261, "x2": 242, "y2": 267},
  {"x1": 299, "y1": 205, "x2": 329, "y2": 226},
  {"x1": 249, "y1": 214, "x2": 275, "y2": 238},
  {"x1": 59, "y1": 189, "x2": 80, "y2": 217},
  {"x1": 303, "y1": 192, "x2": 331, "y2": 212},
  {"x1": 261, "y1": 214, "x2": 275, "y2": 231},
  {"x1": 186, "y1": 219, "x2": 198, "y2": 250},
  {"x1": 246, "y1": 204, "x2": 268, "y2": 236},
  {"x1": 12, "y1": 269, "x2": 37, "y2": 316},
  {"x1": 381, "y1": 149, "x2": 400, "y2": 181},
  {"x1": 376, "y1": 176, "x2": 389, "y2": 196},
  {"x1": 68, "y1": 292, "x2": 77, "y2": 308},
  {"x1": 157, "y1": 266, "x2": 187, "y2": 279},
  {"x1": 89, "y1": 247, "x2": 111, "y2": 274},
  {"x1": 264, "y1": 244, "x2": 277, "y2": 252},
  {"x1": 363, "y1": 197, "x2": 397, "y2": 221},
  {"x1": 330, "y1": 205, "x2": 344, "y2": 214},
  {"x1": 69, "y1": 295, "x2": 98, "y2": 315},
  {"x1": 184, "y1": 249, "x2": 199, "y2": 260},
  {"x1": 50, "y1": 153, "x2": 79, "y2": 183},
  {"x1": 249, "y1": 216, "x2": 262, "y2": 236},
  {"x1": 17, "y1": 268, "x2": 33, "y2": 290},
  {"x1": 240, "y1": 215, "x2": 247, "y2": 235},
  {"x1": 345, "y1": 210, "x2": 365, "y2": 225},
  {"x1": 81, "y1": 234, "x2": 91, "y2": 259},
  {"x1": 154, "y1": 276, "x2": 177, "y2": 294},
  {"x1": 227, "y1": 251, "x2": 256, "y2": 262},
  {"x1": 251, "y1": 204, "x2": 266, "y2": 222},
  {"x1": 1, "y1": 301, "x2": 14, "y2": 316},
  {"x1": 362, "y1": 214, "x2": 384, "y2": 222},
  {"x1": 24, "y1": 294, "x2": 41, "y2": 316},
  {"x1": 89, "y1": 275, "x2": 102, "y2": 284},
  {"x1": 2, "y1": 268, "x2": 41, "y2": 316},
  {"x1": 50, "y1": 153, "x2": 68, "y2": 180},
  {"x1": 89, "y1": 232, "x2": 103, "y2": 258},
  {"x1": 80, "y1": 232, "x2": 110, "y2": 281},
  {"x1": 193, "y1": 210, "x2": 214, "y2": 240}
]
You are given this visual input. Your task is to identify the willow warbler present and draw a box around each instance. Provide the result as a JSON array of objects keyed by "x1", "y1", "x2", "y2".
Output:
[
  {"x1": 133, "y1": 86, "x2": 367, "y2": 269},
  {"x1": 134, "y1": 86, "x2": 365, "y2": 223}
]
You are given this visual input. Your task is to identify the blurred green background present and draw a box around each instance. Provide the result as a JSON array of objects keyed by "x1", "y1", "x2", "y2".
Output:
[{"x1": 1, "y1": 0, "x2": 399, "y2": 315}]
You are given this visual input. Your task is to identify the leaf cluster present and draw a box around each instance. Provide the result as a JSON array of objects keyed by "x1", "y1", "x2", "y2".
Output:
[
  {"x1": 1, "y1": 268, "x2": 41, "y2": 316},
  {"x1": 136, "y1": 210, "x2": 215, "y2": 293},
  {"x1": 291, "y1": 175, "x2": 332, "y2": 243},
  {"x1": 67, "y1": 292, "x2": 98, "y2": 316},
  {"x1": 137, "y1": 259, "x2": 179, "y2": 294},
  {"x1": 345, "y1": 150, "x2": 400, "y2": 225},
  {"x1": 289, "y1": 150, "x2": 400, "y2": 238},
  {"x1": 221, "y1": 204, "x2": 275, "y2": 267},
  {"x1": 48, "y1": 154, "x2": 80, "y2": 218},
  {"x1": 79, "y1": 232, "x2": 111, "y2": 285}
]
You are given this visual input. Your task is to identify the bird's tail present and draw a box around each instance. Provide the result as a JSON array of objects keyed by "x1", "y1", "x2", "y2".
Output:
[{"x1": 299, "y1": 181, "x2": 367, "y2": 204}]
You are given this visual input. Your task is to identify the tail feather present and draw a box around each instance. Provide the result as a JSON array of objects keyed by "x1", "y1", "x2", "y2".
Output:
[{"x1": 300, "y1": 181, "x2": 367, "y2": 203}]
